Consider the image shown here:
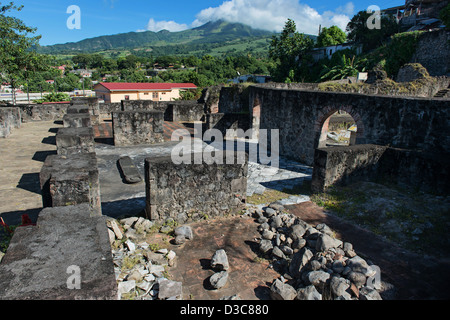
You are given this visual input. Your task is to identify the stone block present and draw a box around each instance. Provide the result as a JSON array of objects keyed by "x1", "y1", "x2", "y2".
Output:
[
  {"x1": 56, "y1": 127, "x2": 95, "y2": 156},
  {"x1": 145, "y1": 151, "x2": 248, "y2": 222},
  {"x1": 112, "y1": 111, "x2": 164, "y2": 146},
  {"x1": 0, "y1": 204, "x2": 117, "y2": 300},
  {"x1": 70, "y1": 97, "x2": 100, "y2": 125},
  {"x1": 63, "y1": 113, "x2": 92, "y2": 128},
  {"x1": 40, "y1": 153, "x2": 101, "y2": 215},
  {"x1": 311, "y1": 144, "x2": 388, "y2": 193},
  {"x1": 0, "y1": 107, "x2": 21, "y2": 138}
]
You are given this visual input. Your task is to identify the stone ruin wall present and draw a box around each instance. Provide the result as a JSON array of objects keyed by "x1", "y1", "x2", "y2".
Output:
[
  {"x1": 249, "y1": 85, "x2": 450, "y2": 166},
  {"x1": 145, "y1": 152, "x2": 248, "y2": 223}
]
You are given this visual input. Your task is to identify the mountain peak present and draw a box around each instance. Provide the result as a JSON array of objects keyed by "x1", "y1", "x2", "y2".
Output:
[{"x1": 38, "y1": 20, "x2": 277, "y2": 55}]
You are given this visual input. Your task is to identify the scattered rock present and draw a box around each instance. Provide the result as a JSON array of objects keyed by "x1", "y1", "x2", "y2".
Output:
[
  {"x1": 174, "y1": 225, "x2": 193, "y2": 240},
  {"x1": 264, "y1": 207, "x2": 277, "y2": 217},
  {"x1": 211, "y1": 249, "x2": 229, "y2": 271},
  {"x1": 316, "y1": 233, "x2": 341, "y2": 252},
  {"x1": 158, "y1": 279, "x2": 183, "y2": 300},
  {"x1": 330, "y1": 276, "x2": 350, "y2": 298},
  {"x1": 348, "y1": 271, "x2": 367, "y2": 288},
  {"x1": 296, "y1": 285, "x2": 322, "y2": 300},
  {"x1": 118, "y1": 280, "x2": 136, "y2": 298},
  {"x1": 270, "y1": 279, "x2": 297, "y2": 300},
  {"x1": 360, "y1": 286, "x2": 383, "y2": 300},
  {"x1": 210, "y1": 271, "x2": 229, "y2": 289},
  {"x1": 259, "y1": 239, "x2": 273, "y2": 254},
  {"x1": 220, "y1": 294, "x2": 242, "y2": 300},
  {"x1": 307, "y1": 271, "x2": 330, "y2": 287},
  {"x1": 289, "y1": 248, "x2": 313, "y2": 278}
]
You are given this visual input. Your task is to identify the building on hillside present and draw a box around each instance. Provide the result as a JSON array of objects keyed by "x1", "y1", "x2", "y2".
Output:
[
  {"x1": 93, "y1": 82, "x2": 197, "y2": 103},
  {"x1": 229, "y1": 74, "x2": 272, "y2": 84},
  {"x1": 390, "y1": 0, "x2": 450, "y2": 27},
  {"x1": 310, "y1": 43, "x2": 363, "y2": 62}
]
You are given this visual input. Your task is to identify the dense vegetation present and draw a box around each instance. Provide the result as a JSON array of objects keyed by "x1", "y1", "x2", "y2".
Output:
[{"x1": 2, "y1": 1, "x2": 448, "y2": 103}]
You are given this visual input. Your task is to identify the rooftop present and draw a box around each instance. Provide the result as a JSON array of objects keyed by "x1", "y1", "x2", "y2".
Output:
[{"x1": 95, "y1": 82, "x2": 197, "y2": 92}]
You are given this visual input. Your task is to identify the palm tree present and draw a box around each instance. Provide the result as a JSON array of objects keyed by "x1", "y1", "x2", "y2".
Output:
[{"x1": 320, "y1": 54, "x2": 367, "y2": 81}]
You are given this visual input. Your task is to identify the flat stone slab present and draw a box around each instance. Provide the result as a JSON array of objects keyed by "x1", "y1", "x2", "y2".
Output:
[
  {"x1": 118, "y1": 156, "x2": 142, "y2": 184},
  {"x1": 0, "y1": 204, "x2": 117, "y2": 300}
]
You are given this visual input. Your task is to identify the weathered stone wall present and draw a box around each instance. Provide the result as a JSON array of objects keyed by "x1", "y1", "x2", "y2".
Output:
[
  {"x1": 206, "y1": 113, "x2": 251, "y2": 138},
  {"x1": 145, "y1": 152, "x2": 248, "y2": 223},
  {"x1": 56, "y1": 127, "x2": 95, "y2": 156},
  {"x1": 0, "y1": 204, "x2": 117, "y2": 300},
  {"x1": 18, "y1": 103, "x2": 70, "y2": 122},
  {"x1": 166, "y1": 101, "x2": 205, "y2": 122},
  {"x1": 218, "y1": 85, "x2": 249, "y2": 113},
  {"x1": 71, "y1": 97, "x2": 101, "y2": 125},
  {"x1": 412, "y1": 29, "x2": 450, "y2": 77},
  {"x1": 377, "y1": 148, "x2": 450, "y2": 195},
  {"x1": 311, "y1": 144, "x2": 450, "y2": 195},
  {"x1": 311, "y1": 145, "x2": 388, "y2": 192},
  {"x1": 112, "y1": 111, "x2": 164, "y2": 146},
  {"x1": 0, "y1": 107, "x2": 21, "y2": 138},
  {"x1": 40, "y1": 153, "x2": 101, "y2": 215},
  {"x1": 249, "y1": 86, "x2": 450, "y2": 165}
]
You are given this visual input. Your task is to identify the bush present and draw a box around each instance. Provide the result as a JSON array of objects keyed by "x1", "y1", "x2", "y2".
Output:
[{"x1": 34, "y1": 92, "x2": 70, "y2": 104}]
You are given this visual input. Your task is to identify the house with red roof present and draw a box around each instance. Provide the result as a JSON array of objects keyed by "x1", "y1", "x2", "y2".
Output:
[{"x1": 93, "y1": 82, "x2": 197, "y2": 103}]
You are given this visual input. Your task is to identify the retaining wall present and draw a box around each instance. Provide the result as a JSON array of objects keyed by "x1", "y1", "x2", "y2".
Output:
[{"x1": 145, "y1": 151, "x2": 248, "y2": 223}]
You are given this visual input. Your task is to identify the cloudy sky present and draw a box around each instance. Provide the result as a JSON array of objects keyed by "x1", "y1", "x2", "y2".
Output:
[{"x1": 13, "y1": 0, "x2": 404, "y2": 45}]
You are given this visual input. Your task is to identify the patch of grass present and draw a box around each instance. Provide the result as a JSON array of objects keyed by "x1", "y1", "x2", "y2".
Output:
[{"x1": 121, "y1": 255, "x2": 142, "y2": 271}]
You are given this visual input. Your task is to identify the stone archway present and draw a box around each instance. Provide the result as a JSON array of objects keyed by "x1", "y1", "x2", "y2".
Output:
[{"x1": 315, "y1": 105, "x2": 365, "y2": 149}]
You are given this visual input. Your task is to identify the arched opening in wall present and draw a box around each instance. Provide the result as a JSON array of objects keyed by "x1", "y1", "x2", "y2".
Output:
[{"x1": 317, "y1": 110, "x2": 359, "y2": 148}]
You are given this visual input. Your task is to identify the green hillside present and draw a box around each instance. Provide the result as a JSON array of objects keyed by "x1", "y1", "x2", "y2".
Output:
[{"x1": 37, "y1": 20, "x2": 282, "y2": 55}]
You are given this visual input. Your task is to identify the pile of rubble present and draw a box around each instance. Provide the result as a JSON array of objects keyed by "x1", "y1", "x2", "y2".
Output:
[
  {"x1": 249, "y1": 202, "x2": 393, "y2": 300},
  {"x1": 106, "y1": 216, "x2": 192, "y2": 300}
]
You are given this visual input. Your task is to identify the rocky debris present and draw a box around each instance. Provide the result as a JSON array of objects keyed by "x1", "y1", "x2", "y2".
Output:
[
  {"x1": 106, "y1": 216, "x2": 189, "y2": 300},
  {"x1": 296, "y1": 285, "x2": 322, "y2": 300},
  {"x1": 209, "y1": 271, "x2": 229, "y2": 289},
  {"x1": 251, "y1": 203, "x2": 393, "y2": 300},
  {"x1": 158, "y1": 279, "x2": 183, "y2": 300},
  {"x1": 211, "y1": 249, "x2": 229, "y2": 271},
  {"x1": 270, "y1": 279, "x2": 297, "y2": 300},
  {"x1": 174, "y1": 225, "x2": 194, "y2": 245}
]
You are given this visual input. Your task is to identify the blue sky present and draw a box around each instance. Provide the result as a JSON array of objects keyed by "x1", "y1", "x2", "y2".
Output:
[{"x1": 12, "y1": 0, "x2": 405, "y2": 46}]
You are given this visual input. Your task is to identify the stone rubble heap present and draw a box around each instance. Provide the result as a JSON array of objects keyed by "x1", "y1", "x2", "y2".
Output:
[
  {"x1": 250, "y1": 202, "x2": 390, "y2": 300},
  {"x1": 106, "y1": 216, "x2": 192, "y2": 300}
]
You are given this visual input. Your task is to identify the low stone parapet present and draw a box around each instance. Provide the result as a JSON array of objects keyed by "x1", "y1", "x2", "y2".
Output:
[
  {"x1": 63, "y1": 113, "x2": 92, "y2": 128},
  {"x1": 56, "y1": 127, "x2": 95, "y2": 156},
  {"x1": 145, "y1": 151, "x2": 248, "y2": 222},
  {"x1": 311, "y1": 144, "x2": 388, "y2": 193},
  {"x1": 0, "y1": 204, "x2": 117, "y2": 300},
  {"x1": 0, "y1": 107, "x2": 21, "y2": 138},
  {"x1": 112, "y1": 110, "x2": 164, "y2": 146},
  {"x1": 40, "y1": 152, "x2": 101, "y2": 215}
]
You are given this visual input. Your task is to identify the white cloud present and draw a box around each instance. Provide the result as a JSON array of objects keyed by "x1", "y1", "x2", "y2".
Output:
[
  {"x1": 140, "y1": 1, "x2": 355, "y2": 35},
  {"x1": 142, "y1": 18, "x2": 189, "y2": 32},
  {"x1": 192, "y1": 0, "x2": 354, "y2": 35}
]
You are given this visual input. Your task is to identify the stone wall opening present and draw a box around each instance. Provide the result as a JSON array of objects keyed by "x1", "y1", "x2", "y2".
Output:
[{"x1": 316, "y1": 108, "x2": 365, "y2": 149}]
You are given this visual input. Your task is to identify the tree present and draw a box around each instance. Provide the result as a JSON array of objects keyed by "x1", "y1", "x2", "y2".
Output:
[
  {"x1": 320, "y1": 54, "x2": 367, "y2": 81},
  {"x1": 316, "y1": 26, "x2": 347, "y2": 47},
  {"x1": 440, "y1": 3, "x2": 450, "y2": 30},
  {"x1": 346, "y1": 11, "x2": 399, "y2": 52},
  {"x1": 269, "y1": 19, "x2": 314, "y2": 82},
  {"x1": 0, "y1": 2, "x2": 45, "y2": 104}
]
